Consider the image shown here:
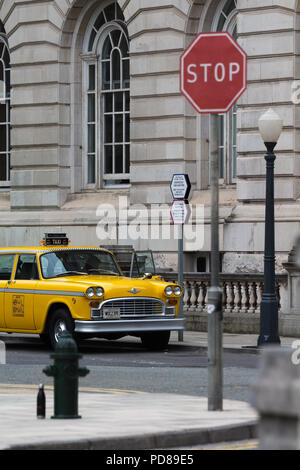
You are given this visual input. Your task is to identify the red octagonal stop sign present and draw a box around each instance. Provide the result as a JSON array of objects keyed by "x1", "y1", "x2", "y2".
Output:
[{"x1": 180, "y1": 32, "x2": 247, "y2": 114}]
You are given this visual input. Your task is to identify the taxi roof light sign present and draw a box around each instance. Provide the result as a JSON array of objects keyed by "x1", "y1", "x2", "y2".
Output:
[{"x1": 42, "y1": 233, "x2": 70, "y2": 246}]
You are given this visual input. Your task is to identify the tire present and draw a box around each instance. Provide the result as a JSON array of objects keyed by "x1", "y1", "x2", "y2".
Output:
[
  {"x1": 140, "y1": 331, "x2": 170, "y2": 350},
  {"x1": 48, "y1": 308, "x2": 75, "y2": 350}
]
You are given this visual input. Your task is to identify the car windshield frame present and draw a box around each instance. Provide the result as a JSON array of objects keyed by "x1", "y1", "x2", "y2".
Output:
[{"x1": 39, "y1": 249, "x2": 122, "y2": 279}]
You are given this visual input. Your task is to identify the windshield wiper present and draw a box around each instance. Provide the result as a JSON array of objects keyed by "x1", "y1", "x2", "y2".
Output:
[
  {"x1": 87, "y1": 268, "x2": 119, "y2": 276},
  {"x1": 50, "y1": 271, "x2": 88, "y2": 278}
]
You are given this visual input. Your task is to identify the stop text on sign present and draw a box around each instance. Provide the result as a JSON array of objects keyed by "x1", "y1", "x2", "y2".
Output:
[
  {"x1": 187, "y1": 62, "x2": 240, "y2": 84},
  {"x1": 180, "y1": 32, "x2": 247, "y2": 114}
]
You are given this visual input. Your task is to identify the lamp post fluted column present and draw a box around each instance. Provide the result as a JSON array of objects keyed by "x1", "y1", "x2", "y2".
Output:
[{"x1": 257, "y1": 109, "x2": 282, "y2": 347}]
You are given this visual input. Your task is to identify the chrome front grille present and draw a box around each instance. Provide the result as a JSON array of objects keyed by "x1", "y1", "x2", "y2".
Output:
[{"x1": 91, "y1": 297, "x2": 174, "y2": 319}]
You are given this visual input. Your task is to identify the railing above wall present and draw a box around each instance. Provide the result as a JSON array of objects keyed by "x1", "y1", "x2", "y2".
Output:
[{"x1": 157, "y1": 272, "x2": 288, "y2": 315}]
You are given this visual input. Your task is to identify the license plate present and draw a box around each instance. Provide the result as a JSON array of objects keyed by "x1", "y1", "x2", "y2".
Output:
[{"x1": 102, "y1": 308, "x2": 120, "y2": 320}]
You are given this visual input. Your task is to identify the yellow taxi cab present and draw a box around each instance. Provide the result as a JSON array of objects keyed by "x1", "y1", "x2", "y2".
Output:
[{"x1": 0, "y1": 233, "x2": 184, "y2": 350}]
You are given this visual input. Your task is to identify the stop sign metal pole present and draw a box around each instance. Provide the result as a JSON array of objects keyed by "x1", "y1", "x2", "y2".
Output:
[
  {"x1": 207, "y1": 113, "x2": 223, "y2": 411},
  {"x1": 180, "y1": 31, "x2": 247, "y2": 412}
]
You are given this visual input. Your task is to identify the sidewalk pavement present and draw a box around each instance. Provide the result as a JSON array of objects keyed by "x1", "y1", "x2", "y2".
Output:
[{"x1": 0, "y1": 330, "x2": 296, "y2": 450}]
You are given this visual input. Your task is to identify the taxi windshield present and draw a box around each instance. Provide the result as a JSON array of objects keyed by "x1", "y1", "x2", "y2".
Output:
[{"x1": 40, "y1": 250, "x2": 121, "y2": 279}]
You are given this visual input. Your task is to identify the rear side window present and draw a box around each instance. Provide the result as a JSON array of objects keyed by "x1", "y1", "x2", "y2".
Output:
[{"x1": 0, "y1": 254, "x2": 15, "y2": 280}]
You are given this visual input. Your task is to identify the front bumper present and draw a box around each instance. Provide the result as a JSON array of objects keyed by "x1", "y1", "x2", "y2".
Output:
[{"x1": 74, "y1": 317, "x2": 185, "y2": 334}]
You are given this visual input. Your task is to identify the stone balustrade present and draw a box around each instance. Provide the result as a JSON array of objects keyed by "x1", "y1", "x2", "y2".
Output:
[
  {"x1": 159, "y1": 272, "x2": 287, "y2": 314},
  {"x1": 158, "y1": 272, "x2": 289, "y2": 334}
]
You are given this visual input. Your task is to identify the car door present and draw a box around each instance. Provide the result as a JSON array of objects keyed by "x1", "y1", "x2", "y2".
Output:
[
  {"x1": 0, "y1": 253, "x2": 16, "y2": 328},
  {"x1": 4, "y1": 254, "x2": 39, "y2": 330}
]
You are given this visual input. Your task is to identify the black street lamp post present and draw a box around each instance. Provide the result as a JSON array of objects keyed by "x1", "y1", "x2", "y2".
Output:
[{"x1": 257, "y1": 109, "x2": 282, "y2": 347}]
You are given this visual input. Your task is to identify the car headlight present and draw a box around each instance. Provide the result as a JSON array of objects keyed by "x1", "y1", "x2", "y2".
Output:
[
  {"x1": 95, "y1": 287, "x2": 104, "y2": 297},
  {"x1": 86, "y1": 287, "x2": 95, "y2": 298},
  {"x1": 164, "y1": 286, "x2": 173, "y2": 296},
  {"x1": 173, "y1": 286, "x2": 182, "y2": 296}
]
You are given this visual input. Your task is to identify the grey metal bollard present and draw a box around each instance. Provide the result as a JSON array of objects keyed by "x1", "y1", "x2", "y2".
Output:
[{"x1": 252, "y1": 346, "x2": 300, "y2": 450}]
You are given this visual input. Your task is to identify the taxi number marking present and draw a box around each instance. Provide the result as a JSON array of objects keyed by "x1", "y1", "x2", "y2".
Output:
[{"x1": 12, "y1": 295, "x2": 24, "y2": 317}]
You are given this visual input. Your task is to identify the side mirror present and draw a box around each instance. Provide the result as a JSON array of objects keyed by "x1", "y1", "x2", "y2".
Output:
[{"x1": 142, "y1": 273, "x2": 153, "y2": 280}]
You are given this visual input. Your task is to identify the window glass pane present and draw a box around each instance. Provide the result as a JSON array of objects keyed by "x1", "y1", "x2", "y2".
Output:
[
  {"x1": 125, "y1": 145, "x2": 130, "y2": 173},
  {"x1": 115, "y1": 114, "x2": 123, "y2": 142},
  {"x1": 115, "y1": 145, "x2": 123, "y2": 173},
  {"x1": 114, "y1": 92, "x2": 123, "y2": 112},
  {"x1": 94, "y1": 12, "x2": 105, "y2": 31},
  {"x1": 102, "y1": 36, "x2": 112, "y2": 60},
  {"x1": 112, "y1": 49, "x2": 121, "y2": 89},
  {"x1": 224, "y1": 0, "x2": 236, "y2": 17},
  {"x1": 104, "y1": 145, "x2": 113, "y2": 173},
  {"x1": 125, "y1": 115, "x2": 130, "y2": 142},
  {"x1": 88, "y1": 94, "x2": 95, "y2": 122},
  {"x1": 111, "y1": 30, "x2": 121, "y2": 47},
  {"x1": 232, "y1": 105, "x2": 237, "y2": 179},
  {"x1": 88, "y1": 155, "x2": 96, "y2": 184},
  {"x1": 232, "y1": 148, "x2": 237, "y2": 179},
  {"x1": 88, "y1": 124, "x2": 95, "y2": 152},
  {"x1": 0, "y1": 102, "x2": 5, "y2": 122},
  {"x1": 125, "y1": 91, "x2": 130, "y2": 111},
  {"x1": 88, "y1": 29, "x2": 97, "y2": 52},
  {"x1": 0, "y1": 254, "x2": 14, "y2": 280},
  {"x1": 104, "y1": 3, "x2": 116, "y2": 22},
  {"x1": 122, "y1": 59, "x2": 129, "y2": 88},
  {"x1": 217, "y1": 13, "x2": 226, "y2": 31},
  {"x1": 104, "y1": 114, "x2": 113, "y2": 143},
  {"x1": 15, "y1": 255, "x2": 38, "y2": 280},
  {"x1": 120, "y1": 34, "x2": 129, "y2": 57},
  {"x1": 102, "y1": 61, "x2": 110, "y2": 90},
  {"x1": 5, "y1": 69, "x2": 10, "y2": 98},
  {"x1": 218, "y1": 114, "x2": 224, "y2": 179},
  {"x1": 88, "y1": 64, "x2": 95, "y2": 90},
  {"x1": 0, "y1": 154, "x2": 6, "y2": 180},
  {"x1": 104, "y1": 93, "x2": 113, "y2": 112},
  {"x1": 0, "y1": 124, "x2": 6, "y2": 151},
  {"x1": 116, "y1": 3, "x2": 123, "y2": 20}
]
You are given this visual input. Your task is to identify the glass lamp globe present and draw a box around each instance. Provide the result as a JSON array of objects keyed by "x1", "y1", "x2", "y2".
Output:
[{"x1": 258, "y1": 108, "x2": 283, "y2": 143}]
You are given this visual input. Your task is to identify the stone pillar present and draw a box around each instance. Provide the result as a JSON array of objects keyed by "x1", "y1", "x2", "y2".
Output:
[
  {"x1": 6, "y1": 0, "x2": 70, "y2": 209},
  {"x1": 283, "y1": 244, "x2": 300, "y2": 314},
  {"x1": 252, "y1": 347, "x2": 300, "y2": 450},
  {"x1": 125, "y1": 0, "x2": 196, "y2": 205}
]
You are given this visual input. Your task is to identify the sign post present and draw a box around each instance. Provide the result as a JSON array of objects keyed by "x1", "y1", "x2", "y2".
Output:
[
  {"x1": 180, "y1": 32, "x2": 247, "y2": 411},
  {"x1": 170, "y1": 174, "x2": 191, "y2": 342}
]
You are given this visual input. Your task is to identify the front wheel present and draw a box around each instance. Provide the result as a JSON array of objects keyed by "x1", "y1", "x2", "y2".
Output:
[
  {"x1": 140, "y1": 331, "x2": 170, "y2": 350},
  {"x1": 48, "y1": 308, "x2": 75, "y2": 350}
]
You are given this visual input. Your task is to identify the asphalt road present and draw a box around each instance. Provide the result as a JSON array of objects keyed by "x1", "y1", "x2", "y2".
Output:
[{"x1": 0, "y1": 333, "x2": 259, "y2": 403}]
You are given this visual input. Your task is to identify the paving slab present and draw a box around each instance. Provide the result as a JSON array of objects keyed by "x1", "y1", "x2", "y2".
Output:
[{"x1": 0, "y1": 388, "x2": 257, "y2": 450}]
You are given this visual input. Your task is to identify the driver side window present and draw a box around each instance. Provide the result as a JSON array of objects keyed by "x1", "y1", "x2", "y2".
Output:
[{"x1": 15, "y1": 254, "x2": 39, "y2": 280}]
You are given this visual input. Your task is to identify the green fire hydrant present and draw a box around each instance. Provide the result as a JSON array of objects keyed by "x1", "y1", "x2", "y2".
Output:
[{"x1": 43, "y1": 331, "x2": 89, "y2": 419}]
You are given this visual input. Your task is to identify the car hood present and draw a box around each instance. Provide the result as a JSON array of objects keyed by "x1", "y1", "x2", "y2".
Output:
[{"x1": 48, "y1": 274, "x2": 176, "y2": 298}]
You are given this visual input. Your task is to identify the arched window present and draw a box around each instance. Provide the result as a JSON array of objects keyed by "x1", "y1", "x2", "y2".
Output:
[
  {"x1": 213, "y1": 0, "x2": 238, "y2": 183},
  {"x1": 82, "y1": 1, "x2": 130, "y2": 188},
  {"x1": 0, "y1": 21, "x2": 10, "y2": 185}
]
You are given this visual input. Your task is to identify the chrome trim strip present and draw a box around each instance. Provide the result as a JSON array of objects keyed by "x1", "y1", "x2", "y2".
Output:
[
  {"x1": 74, "y1": 318, "x2": 185, "y2": 334},
  {"x1": 1, "y1": 288, "x2": 85, "y2": 297}
]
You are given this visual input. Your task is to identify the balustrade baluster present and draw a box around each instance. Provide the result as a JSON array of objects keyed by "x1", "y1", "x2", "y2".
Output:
[
  {"x1": 255, "y1": 282, "x2": 263, "y2": 313},
  {"x1": 197, "y1": 282, "x2": 204, "y2": 312},
  {"x1": 249, "y1": 282, "x2": 256, "y2": 313},
  {"x1": 183, "y1": 281, "x2": 189, "y2": 311},
  {"x1": 233, "y1": 282, "x2": 241, "y2": 312},
  {"x1": 189, "y1": 281, "x2": 197, "y2": 311},
  {"x1": 225, "y1": 282, "x2": 233, "y2": 312},
  {"x1": 241, "y1": 282, "x2": 248, "y2": 313}
]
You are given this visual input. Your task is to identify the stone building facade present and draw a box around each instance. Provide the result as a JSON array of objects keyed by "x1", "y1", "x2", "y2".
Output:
[{"x1": 0, "y1": 0, "x2": 300, "y2": 277}]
